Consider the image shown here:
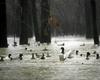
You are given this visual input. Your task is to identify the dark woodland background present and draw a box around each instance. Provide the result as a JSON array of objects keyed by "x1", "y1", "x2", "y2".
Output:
[
  {"x1": 6, "y1": 0, "x2": 100, "y2": 37},
  {"x1": 0, "y1": 0, "x2": 100, "y2": 47}
]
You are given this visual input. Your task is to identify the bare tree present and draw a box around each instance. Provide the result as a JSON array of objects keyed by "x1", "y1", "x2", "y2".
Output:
[
  {"x1": 0, "y1": 0, "x2": 8, "y2": 47},
  {"x1": 91, "y1": 0, "x2": 99, "y2": 45},
  {"x1": 31, "y1": 0, "x2": 40, "y2": 42},
  {"x1": 40, "y1": 0, "x2": 51, "y2": 43},
  {"x1": 85, "y1": 0, "x2": 93, "y2": 39},
  {"x1": 19, "y1": 0, "x2": 28, "y2": 45}
]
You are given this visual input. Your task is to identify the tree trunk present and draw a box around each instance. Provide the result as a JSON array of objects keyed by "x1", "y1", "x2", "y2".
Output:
[
  {"x1": 0, "y1": 0, "x2": 8, "y2": 48},
  {"x1": 85, "y1": 0, "x2": 93, "y2": 39},
  {"x1": 91, "y1": 0, "x2": 99, "y2": 45},
  {"x1": 32, "y1": 0, "x2": 40, "y2": 42},
  {"x1": 40, "y1": 0, "x2": 51, "y2": 43},
  {"x1": 19, "y1": 0, "x2": 28, "y2": 45}
]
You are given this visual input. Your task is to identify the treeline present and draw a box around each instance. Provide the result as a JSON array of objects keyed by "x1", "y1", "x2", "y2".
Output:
[
  {"x1": 0, "y1": 0, "x2": 100, "y2": 47},
  {"x1": 0, "y1": 0, "x2": 99, "y2": 46},
  {"x1": 6, "y1": 0, "x2": 100, "y2": 36},
  {"x1": 6, "y1": 0, "x2": 33, "y2": 37}
]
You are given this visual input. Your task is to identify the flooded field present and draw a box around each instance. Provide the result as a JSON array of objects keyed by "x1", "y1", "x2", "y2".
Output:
[{"x1": 0, "y1": 36, "x2": 100, "y2": 80}]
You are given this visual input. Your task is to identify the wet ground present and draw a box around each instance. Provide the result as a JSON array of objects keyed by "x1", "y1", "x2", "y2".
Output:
[{"x1": 0, "y1": 37, "x2": 100, "y2": 80}]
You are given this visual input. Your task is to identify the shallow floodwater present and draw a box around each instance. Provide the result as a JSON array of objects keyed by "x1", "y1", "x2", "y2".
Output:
[{"x1": 0, "y1": 36, "x2": 100, "y2": 80}]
